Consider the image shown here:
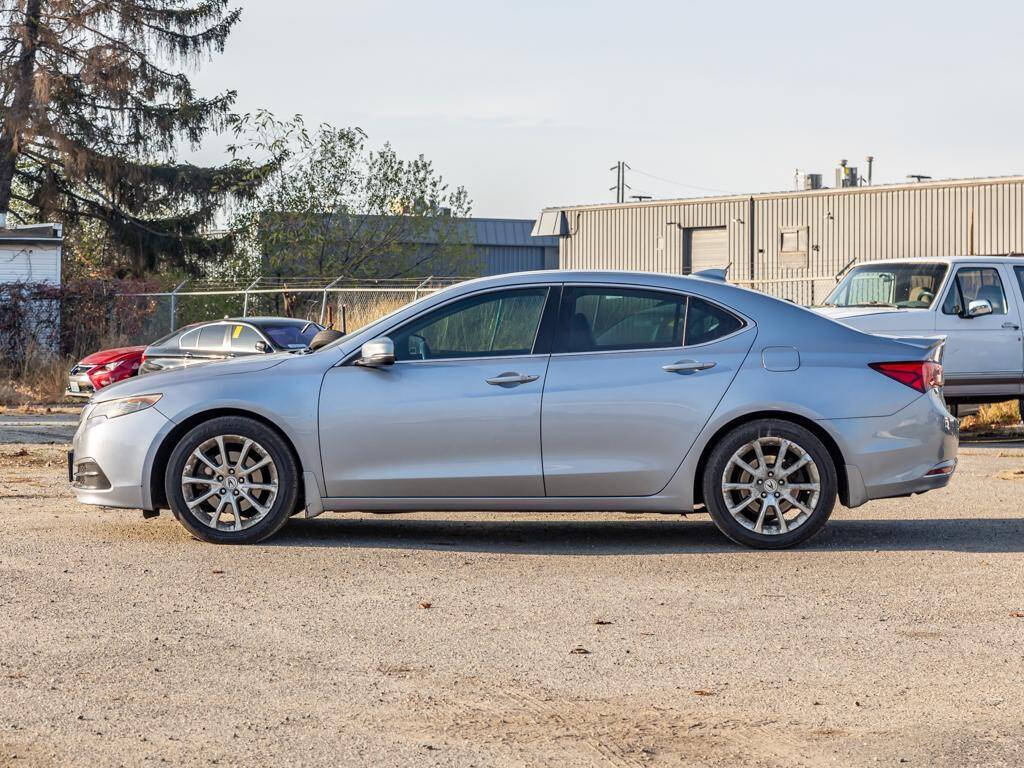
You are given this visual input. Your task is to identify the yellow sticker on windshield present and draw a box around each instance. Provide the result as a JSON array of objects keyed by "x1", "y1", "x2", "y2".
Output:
[{"x1": 233, "y1": 325, "x2": 242, "y2": 338}]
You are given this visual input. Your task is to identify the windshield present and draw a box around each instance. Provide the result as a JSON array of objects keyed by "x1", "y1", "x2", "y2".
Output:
[
  {"x1": 823, "y1": 263, "x2": 949, "y2": 309},
  {"x1": 262, "y1": 322, "x2": 322, "y2": 350}
]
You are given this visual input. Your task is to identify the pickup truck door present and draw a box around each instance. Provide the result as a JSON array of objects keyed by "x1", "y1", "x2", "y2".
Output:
[{"x1": 935, "y1": 263, "x2": 1024, "y2": 397}]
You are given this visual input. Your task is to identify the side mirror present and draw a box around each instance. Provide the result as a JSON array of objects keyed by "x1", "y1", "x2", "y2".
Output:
[
  {"x1": 965, "y1": 299, "x2": 993, "y2": 318},
  {"x1": 254, "y1": 340, "x2": 272, "y2": 353},
  {"x1": 356, "y1": 337, "x2": 395, "y2": 368}
]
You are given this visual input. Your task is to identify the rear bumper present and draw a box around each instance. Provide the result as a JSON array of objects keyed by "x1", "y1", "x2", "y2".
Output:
[{"x1": 826, "y1": 389, "x2": 959, "y2": 507}]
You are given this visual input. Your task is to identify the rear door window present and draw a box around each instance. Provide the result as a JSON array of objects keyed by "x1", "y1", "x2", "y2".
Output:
[
  {"x1": 556, "y1": 287, "x2": 686, "y2": 353},
  {"x1": 197, "y1": 324, "x2": 228, "y2": 351}
]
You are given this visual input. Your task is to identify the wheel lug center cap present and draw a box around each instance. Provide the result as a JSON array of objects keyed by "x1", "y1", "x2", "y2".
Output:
[
  {"x1": 764, "y1": 479, "x2": 778, "y2": 492},
  {"x1": 225, "y1": 477, "x2": 238, "y2": 490}
]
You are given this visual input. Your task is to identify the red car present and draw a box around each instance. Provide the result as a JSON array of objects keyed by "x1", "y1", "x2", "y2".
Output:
[{"x1": 66, "y1": 345, "x2": 146, "y2": 399}]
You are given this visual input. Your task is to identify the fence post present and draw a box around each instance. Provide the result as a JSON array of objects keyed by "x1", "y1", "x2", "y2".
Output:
[
  {"x1": 414, "y1": 275, "x2": 432, "y2": 302},
  {"x1": 319, "y1": 276, "x2": 343, "y2": 325},
  {"x1": 169, "y1": 280, "x2": 186, "y2": 333},
  {"x1": 242, "y1": 277, "x2": 260, "y2": 317}
]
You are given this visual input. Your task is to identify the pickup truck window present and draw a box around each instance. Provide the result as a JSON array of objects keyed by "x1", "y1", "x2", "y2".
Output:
[
  {"x1": 824, "y1": 263, "x2": 948, "y2": 309},
  {"x1": 941, "y1": 267, "x2": 1007, "y2": 315}
]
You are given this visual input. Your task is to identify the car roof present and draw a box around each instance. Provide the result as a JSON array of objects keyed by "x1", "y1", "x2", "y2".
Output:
[
  {"x1": 852, "y1": 255, "x2": 1024, "y2": 267},
  {"x1": 223, "y1": 316, "x2": 314, "y2": 327}
]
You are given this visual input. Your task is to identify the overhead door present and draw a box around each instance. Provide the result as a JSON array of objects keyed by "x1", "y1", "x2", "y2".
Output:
[{"x1": 686, "y1": 227, "x2": 728, "y2": 273}]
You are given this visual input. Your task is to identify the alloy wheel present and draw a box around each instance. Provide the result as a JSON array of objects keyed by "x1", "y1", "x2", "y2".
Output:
[
  {"x1": 180, "y1": 434, "x2": 279, "y2": 531},
  {"x1": 720, "y1": 436, "x2": 821, "y2": 535}
]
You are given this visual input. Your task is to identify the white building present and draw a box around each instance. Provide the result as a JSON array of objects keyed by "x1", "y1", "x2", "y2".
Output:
[{"x1": 0, "y1": 223, "x2": 63, "y2": 284}]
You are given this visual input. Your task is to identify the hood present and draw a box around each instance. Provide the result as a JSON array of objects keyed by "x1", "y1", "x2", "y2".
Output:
[
  {"x1": 91, "y1": 352, "x2": 294, "y2": 402},
  {"x1": 79, "y1": 345, "x2": 147, "y2": 365},
  {"x1": 812, "y1": 306, "x2": 904, "y2": 320}
]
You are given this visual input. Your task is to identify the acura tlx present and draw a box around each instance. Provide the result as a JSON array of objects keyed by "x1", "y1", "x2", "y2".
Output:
[{"x1": 69, "y1": 270, "x2": 958, "y2": 549}]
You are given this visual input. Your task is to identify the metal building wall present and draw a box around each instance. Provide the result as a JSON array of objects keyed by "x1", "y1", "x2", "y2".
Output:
[
  {"x1": 478, "y1": 245, "x2": 546, "y2": 275},
  {"x1": 548, "y1": 177, "x2": 1024, "y2": 305},
  {"x1": 557, "y1": 196, "x2": 751, "y2": 279}
]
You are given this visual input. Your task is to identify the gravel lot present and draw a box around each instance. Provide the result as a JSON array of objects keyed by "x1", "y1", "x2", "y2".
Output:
[{"x1": 1, "y1": 417, "x2": 1023, "y2": 767}]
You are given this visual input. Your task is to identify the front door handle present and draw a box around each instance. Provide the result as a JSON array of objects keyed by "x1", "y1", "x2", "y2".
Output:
[
  {"x1": 1002, "y1": 322, "x2": 1020, "y2": 330},
  {"x1": 662, "y1": 359, "x2": 716, "y2": 373},
  {"x1": 485, "y1": 372, "x2": 540, "y2": 387}
]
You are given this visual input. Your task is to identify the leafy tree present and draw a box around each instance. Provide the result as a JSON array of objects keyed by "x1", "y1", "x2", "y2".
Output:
[
  {"x1": 230, "y1": 112, "x2": 475, "y2": 280},
  {"x1": 0, "y1": 0, "x2": 270, "y2": 276}
]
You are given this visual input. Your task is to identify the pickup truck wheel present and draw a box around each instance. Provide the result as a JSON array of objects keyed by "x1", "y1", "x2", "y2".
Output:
[
  {"x1": 703, "y1": 419, "x2": 837, "y2": 549},
  {"x1": 165, "y1": 416, "x2": 298, "y2": 544}
]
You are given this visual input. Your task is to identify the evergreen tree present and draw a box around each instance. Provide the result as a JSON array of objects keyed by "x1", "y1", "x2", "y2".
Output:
[{"x1": 0, "y1": 0, "x2": 266, "y2": 275}]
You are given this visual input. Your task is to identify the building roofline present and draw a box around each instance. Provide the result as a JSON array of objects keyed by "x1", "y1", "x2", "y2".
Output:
[{"x1": 539, "y1": 174, "x2": 1024, "y2": 214}]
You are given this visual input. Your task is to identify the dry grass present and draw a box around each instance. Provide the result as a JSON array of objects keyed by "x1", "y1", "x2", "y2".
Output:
[
  {"x1": 340, "y1": 295, "x2": 413, "y2": 333},
  {"x1": 0, "y1": 345, "x2": 75, "y2": 407},
  {"x1": 959, "y1": 399, "x2": 1022, "y2": 431}
]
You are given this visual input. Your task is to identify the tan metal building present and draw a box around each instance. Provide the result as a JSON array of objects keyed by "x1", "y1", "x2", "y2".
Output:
[{"x1": 532, "y1": 176, "x2": 1024, "y2": 305}]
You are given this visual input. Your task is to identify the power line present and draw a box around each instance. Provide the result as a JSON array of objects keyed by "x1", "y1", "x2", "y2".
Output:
[{"x1": 627, "y1": 166, "x2": 730, "y2": 195}]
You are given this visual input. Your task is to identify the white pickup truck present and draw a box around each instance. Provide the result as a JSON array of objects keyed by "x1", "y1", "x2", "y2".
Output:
[{"x1": 814, "y1": 255, "x2": 1024, "y2": 411}]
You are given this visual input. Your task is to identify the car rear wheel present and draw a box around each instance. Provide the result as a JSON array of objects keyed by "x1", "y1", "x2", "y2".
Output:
[
  {"x1": 702, "y1": 419, "x2": 837, "y2": 549},
  {"x1": 165, "y1": 416, "x2": 298, "y2": 544}
]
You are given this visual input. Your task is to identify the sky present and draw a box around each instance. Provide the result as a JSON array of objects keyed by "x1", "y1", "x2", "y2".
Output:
[{"x1": 186, "y1": 0, "x2": 1024, "y2": 219}]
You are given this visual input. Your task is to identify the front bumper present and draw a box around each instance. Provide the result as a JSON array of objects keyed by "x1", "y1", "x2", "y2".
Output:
[
  {"x1": 70, "y1": 405, "x2": 174, "y2": 510},
  {"x1": 827, "y1": 388, "x2": 959, "y2": 507},
  {"x1": 66, "y1": 370, "x2": 95, "y2": 398}
]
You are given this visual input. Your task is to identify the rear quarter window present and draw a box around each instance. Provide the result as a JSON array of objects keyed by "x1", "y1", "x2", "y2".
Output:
[{"x1": 684, "y1": 297, "x2": 744, "y2": 345}]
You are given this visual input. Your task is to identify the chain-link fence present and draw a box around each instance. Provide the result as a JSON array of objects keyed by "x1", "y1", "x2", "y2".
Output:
[
  {"x1": 732, "y1": 276, "x2": 841, "y2": 306},
  {"x1": 112, "y1": 276, "x2": 466, "y2": 346}
]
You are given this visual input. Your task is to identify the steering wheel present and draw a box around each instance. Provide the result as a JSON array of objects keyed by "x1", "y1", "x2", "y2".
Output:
[{"x1": 410, "y1": 333, "x2": 431, "y2": 360}]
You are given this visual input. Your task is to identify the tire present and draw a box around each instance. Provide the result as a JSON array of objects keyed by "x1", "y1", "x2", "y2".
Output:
[
  {"x1": 702, "y1": 419, "x2": 837, "y2": 549},
  {"x1": 309, "y1": 328, "x2": 344, "y2": 351},
  {"x1": 164, "y1": 416, "x2": 299, "y2": 544}
]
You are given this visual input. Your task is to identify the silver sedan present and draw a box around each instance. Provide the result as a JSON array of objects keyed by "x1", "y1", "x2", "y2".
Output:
[{"x1": 69, "y1": 271, "x2": 959, "y2": 549}]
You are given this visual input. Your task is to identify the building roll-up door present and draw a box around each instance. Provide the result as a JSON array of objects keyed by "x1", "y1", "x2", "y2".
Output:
[{"x1": 685, "y1": 227, "x2": 728, "y2": 273}]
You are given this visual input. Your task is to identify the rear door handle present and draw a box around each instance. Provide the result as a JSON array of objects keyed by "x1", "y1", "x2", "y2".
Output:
[
  {"x1": 662, "y1": 360, "x2": 716, "y2": 373},
  {"x1": 1002, "y1": 322, "x2": 1020, "y2": 330},
  {"x1": 485, "y1": 372, "x2": 540, "y2": 387}
]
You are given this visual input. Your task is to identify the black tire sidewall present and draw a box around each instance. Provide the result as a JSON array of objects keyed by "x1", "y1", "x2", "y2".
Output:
[
  {"x1": 165, "y1": 416, "x2": 299, "y2": 544},
  {"x1": 703, "y1": 419, "x2": 837, "y2": 549}
]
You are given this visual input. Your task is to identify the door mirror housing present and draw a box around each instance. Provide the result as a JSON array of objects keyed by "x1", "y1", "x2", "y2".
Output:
[
  {"x1": 254, "y1": 340, "x2": 272, "y2": 353},
  {"x1": 964, "y1": 299, "x2": 993, "y2": 318},
  {"x1": 356, "y1": 337, "x2": 395, "y2": 367}
]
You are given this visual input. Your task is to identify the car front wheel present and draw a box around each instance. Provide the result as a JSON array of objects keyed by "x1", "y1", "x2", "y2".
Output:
[
  {"x1": 165, "y1": 416, "x2": 299, "y2": 544},
  {"x1": 702, "y1": 419, "x2": 837, "y2": 549}
]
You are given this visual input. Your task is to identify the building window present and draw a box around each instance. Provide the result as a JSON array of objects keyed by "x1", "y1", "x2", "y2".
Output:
[{"x1": 779, "y1": 226, "x2": 809, "y2": 269}]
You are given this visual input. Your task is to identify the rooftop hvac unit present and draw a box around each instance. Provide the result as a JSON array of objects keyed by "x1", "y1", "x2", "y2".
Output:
[
  {"x1": 836, "y1": 161, "x2": 859, "y2": 188},
  {"x1": 804, "y1": 173, "x2": 823, "y2": 190}
]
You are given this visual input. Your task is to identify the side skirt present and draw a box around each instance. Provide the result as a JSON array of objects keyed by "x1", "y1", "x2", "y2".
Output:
[{"x1": 319, "y1": 495, "x2": 686, "y2": 513}]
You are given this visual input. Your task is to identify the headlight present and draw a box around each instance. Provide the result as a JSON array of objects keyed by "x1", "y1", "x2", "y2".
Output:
[
  {"x1": 90, "y1": 394, "x2": 162, "y2": 420},
  {"x1": 101, "y1": 360, "x2": 124, "y2": 371}
]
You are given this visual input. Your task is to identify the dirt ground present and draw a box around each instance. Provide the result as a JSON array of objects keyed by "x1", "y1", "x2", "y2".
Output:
[{"x1": 1, "y1": 422, "x2": 1023, "y2": 767}]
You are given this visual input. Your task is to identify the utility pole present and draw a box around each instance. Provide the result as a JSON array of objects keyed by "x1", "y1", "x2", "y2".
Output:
[{"x1": 609, "y1": 161, "x2": 630, "y2": 203}]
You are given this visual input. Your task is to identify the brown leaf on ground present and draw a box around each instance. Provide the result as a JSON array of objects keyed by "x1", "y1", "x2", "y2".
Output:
[
  {"x1": 593, "y1": 619, "x2": 613, "y2": 625},
  {"x1": 1011, "y1": 611, "x2": 1024, "y2": 618},
  {"x1": 569, "y1": 646, "x2": 591, "y2": 655},
  {"x1": 693, "y1": 689, "x2": 715, "y2": 696},
  {"x1": 418, "y1": 601, "x2": 432, "y2": 609},
  {"x1": 211, "y1": 569, "x2": 224, "y2": 575}
]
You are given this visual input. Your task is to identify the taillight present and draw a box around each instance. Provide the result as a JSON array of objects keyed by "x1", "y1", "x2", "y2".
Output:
[{"x1": 869, "y1": 361, "x2": 943, "y2": 393}]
